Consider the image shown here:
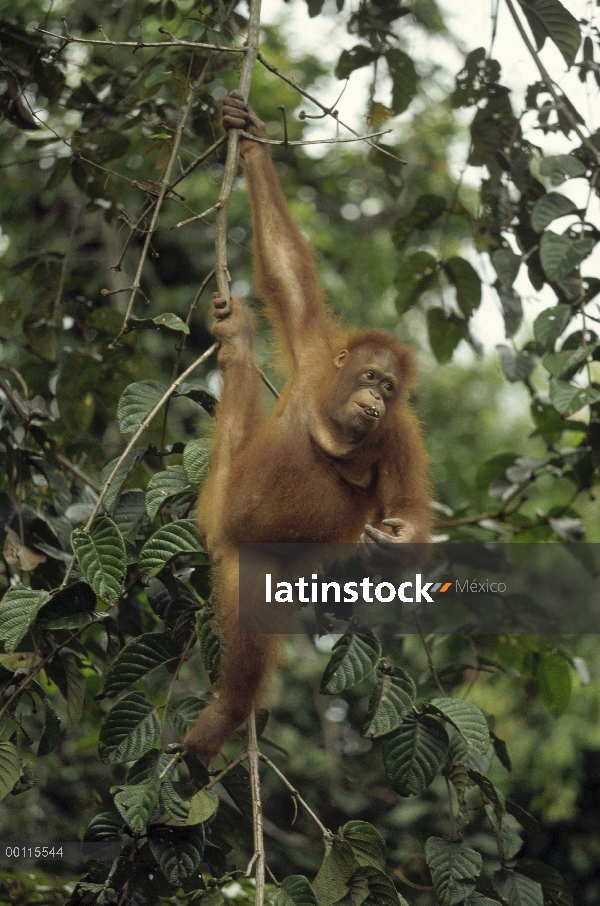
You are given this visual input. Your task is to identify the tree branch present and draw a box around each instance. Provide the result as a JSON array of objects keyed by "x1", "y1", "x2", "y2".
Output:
[{"x1": 246, "y1": 709, "x2": 266, "y2": 906}]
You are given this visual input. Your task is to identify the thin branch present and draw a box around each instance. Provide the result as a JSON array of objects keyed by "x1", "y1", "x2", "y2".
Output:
[
  {"x1": 110, "y1": 57, "x2": 213, "y2": 347},
  {"x1": 246, "y1": 709, "x2": 266, "y2": 906},
  {"x1": 259, "y1": 753, "x2": 332, "y2": 839},
  {"x1": 506, "y1": 0, "x2": 600, "y2": 164},
  {"x1": 236, "y1": 128, "x2": 392, "y2": 146},
  {"x1": 214, "y1": 0, "x2": 263, "y2": 312},
  {"x1": 257, "y1": 53, "x2": 406, "y2": 165},
  {"x1": 35, "y1": 25, "x2": 246, "y2": 53},
  {"x1": 59, "y1": 342, "x2": 219, "y2": 589}
]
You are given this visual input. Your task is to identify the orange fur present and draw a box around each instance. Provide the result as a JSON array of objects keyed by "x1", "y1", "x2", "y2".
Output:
[{"x1": 183, "y1": 95, "x2": 432, "y2": 763}]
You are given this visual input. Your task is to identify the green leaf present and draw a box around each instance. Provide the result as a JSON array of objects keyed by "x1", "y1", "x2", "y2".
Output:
[
  {"x1": 427, "y1": 308, "x2": 467, "y2": 363},
  {"x1": 138, "y1": 519, "x2": 203, "y2": 576},
  {"x1": 117, "y1": 380, "x2": 166, "y2": 435},
  {"x1": 542, "y1": 342, "x2": 597, "y2": 379},
  {"x1": 113, "y1": 490, "x2": 148, "y2": 540},
  {"x1": 0, "y1": 742, "x2": 21, "y2": 800},
  {"x1": 80, "y1": 131, "x2": 131, "y2": 162},
  {"x1": 313, "y1": 838, "x2": 356, "y2": 906},
  {"x1": 466, "y1": 770, "x2": 505, "y2": 816},
  {"x1": 270, "y1": 876, "x2": 319, "y2": 906},
  {"x1": 71, "y1": 516, "x2": 127, "y2": 604},
  {"x1": 385, "y1": 49, "x2": 418, "y2": 114},
  {"x1": 63, "y1": 653, "x2": 86, "y2": 732},
  {"x1": 335, "y1": 45, "x2": 378, "y2": 80},
  {"x1": 538, "y1": 653, "x2": 571, "y2": 716},
  {"x1": 146, "y1": 466, "x2": 190, "y2": 520},
  {"x1": 183, "y1": 438, "x2": 212, "y2": 487},
  {"x1": 493, "y1": 869, "x2": 544, "y2": 906},
  {"x1": 46, "y1": 156, "x2": 71, "y2": 190},
  {"x1": 160, "y1": 777, "x2": 190, "y2": 824},
  {"x1": 539, "y1": 154, "x2": 586, "y2": 185},
  {"x1": 84, "y1": 811, "x2": 123, "y2": 842},
  {"x1": 497, "y1": 283, "x2": 523, "y2": 338},
  {"x1": 320, "y1": 630, "x2": 381, "y2": 694},
  {"x1": 392, "y1": 194, "x2": 446, "y2": 250},
  {"x1": 515, "y1": 859, "x2": 574, "y2": 906},
  {"x1": 383, "y1": 715, "x2": 449, "y2": 796},
  {"x1": 197, "y1": 607, "x2": 222, "y2": 684},
  {"x1": 497, "y1": 346, "x2": 537, "y2": 383},
  {"x1": 167, "y1": 696, "x2": 206, "y2": 737},
  {"x1": 531, "y1": 193, "x2": 578, "y2": 232},
  {"x1": 114, "y1": 775, "x2": 161, "y2": 835},
  {"x1": 38, "y1": 700, "x2": 61, "y2": 756},
  {"x1": 395, "y1": 252, "x2": 438, "y2": 314},
  {"x1": 0, "y1": 588, "x2": 49, "y2": 652},
  {"x1": 520, "y1": 0, "x2": 581, "y2": 68},
  {"x1": 98, "y1": 692, "x2": 161, "y2": 764},
  {"x1": 443, "y1": 257, "x2": 481, "y2": 318},
  {"x1": 177, "y1": 384, "x2": 218, "y2": 416},
  {"x1": 430, "y1": 699, "x2": 490, "y2": 754},
  {"x1": 221, "y1": 764, "x2": 253, "y2": 823},
  {"x1": 549, "y1": 378, "x2": 600, "y2": 415},
  {"x1": 100, "y1": 446, "x2": 147, "y2": 515},
  {"x1": 492, "y1": 248, "x2": 521, "y2": 287},
  {"x1": 363, "y1": 667, "x2": 416, "y2": 738},
  {"x1": 148, "y1": 824, "x2": 205, "y2": 886},
  {"x1": 144, "y1": 70, "x2": 172, "y2": 88},
  {"x1": 540, "y1": 232, "x2": 594, "y2": 281},
  {"x1": 425, "y1": 836, "x2": 482, "y2": 906},
  {"x1": 533, "y1": 304, "x2": 571, "y2": 350},
  {"x1": 350, "y1": 867, "x2": 408, "y2": 906},
  {"x1": 340, "y1": 821, "x2": 386, "y2": 870},
  {"x1": 184, "y1": 788, "x2": 219, "y2": 825},
  {"x1": 38, "y1": 582, "x2": 96, "y2": 626},
  {"x1": 102, "y1": 632, "x2": 179, "y2": 698},
  {"x1": 126, "y1": 313, "x2": 189, "y2": 335}
]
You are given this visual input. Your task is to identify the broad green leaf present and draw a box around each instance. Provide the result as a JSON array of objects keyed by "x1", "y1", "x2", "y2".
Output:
[
  {"x1": 114, "y1": 776, "x2": 161, "y2": 835},
  {"x1": 538, "y1": 653, "x2": 571, "y2": 715},
  {"x1": 167, "y1": 696, "x2": 206, "y2": 737},
  {"x1": 425, "y1": 836, "x2": 482, "y2": 906},
  {"x1": 392, "y1": 194, "x2": 446, "y2": 250},
  {"x1": 102, "y1": 632, "x2": 179, "y2": 697},
  {"x1": 540, "y1": 232, "x2": 594, "y2": 281},
  {"x1": 493, "y1": 869, "x2": 544, "y2": 906},
  {"x1": 497, "y1": 283, "x2": 523, "y2": 338},
  {"x1": 427, "y1": 308, "x2": 467, "y2": 363},
  {"x1": 497, "y1": 346, "x2": 537, "y2": 383},
  {"x1": 126, "y1": 313, "x2": 189, "y2": 335},
  {"x1": 448, "y1": 763, "x2": 468, "y2": 810},
  {"x1": 313, "y1": 838, "x2": 356, "y2": 906},
  {"x1": 184, "y1": 788, "x2": 219, "y2": 825},
  {"x1": 79, "y1": 130, "x2": 131, "y2": 162},
  {"x1": 340, "y1": 821, "x2": 386, "y2": 871},
  {"x1": 38, "y1": 700, "x2": 61, "y2": 756},
  {"x1": 176, "y1": 384, "x2": 218, "y2": 416},
  {"x1": 520, "y1": 0, "x2": 581, "y2": 68},
  {"x1": 443, "y1": 257, "x2": 481, "y2": 318},
  {"x1": 221, "y1": 764, "x2": 253, "y2": 823},
  {"x1": 466, "y1": 770, "x2": 505, "y2": 816},
  {"x1": 430, "y1": 698, "x2": 490, "y2": 754},
  {"x1": 542, "y1": 343, "x2": 597, "y2": 378},
  {"x1": 38, "y1": 582, "x2": 96, "y2": 626},
  {"x1": 100, "y1": 447, "x2": 146, "y2": 515},
  {"x1": 160, "y1": 778, "x2": 190, "y2": 824},
  {"x1": 98, "y1": 692, "x2": 161, "y2": 764},
  {"x1": 515, "y1": 859, "x2": 574, "y2": 906},
  {"x1": 320, "y1": 630, "x2": 381, "y2": 694},
  {"x1": 113, "y1": 490, "x2": 148, "y2": 540},
  {"x1": 71, "y1": 516, "x2": 126, "y2": 603},
  {"x1": 0, "y1": 588, "x2": 49, "y2": 652},
  {"x1": 270, "y1": 876, "x2": 319, "y2": 906},
  {"x1": 62, "y1": 653, "x2": 86, "y2": 732},
  {"x1": 531, "y1": 192, "x2": 578, "y2": 232},
  {"x1": 533, "y1": 304, "x2": 571, "y2": 349},
  {"x1": 146, "y1": 466, "x2": 190, "y2": 520},
  {"x1": 386, "y1": 49, "x2": 418, "y2": 114},
  {"x1": 539, "y1": 154, "x2": 586, "y2": 185},
  {"x1": 363, "y1": 667, "x2": 416, "y2": 738},
  {"x1": 0, "y1": 742, "x2": 20, "y2": 800},
  {"x1": 197, "y1": 607, "x2": 222, "y2": 684},
  {"x1": 464, "y1": 893, "x2": 501, "y2": 906},
  {"x1": 84, "y1": 811, "x2": 123, "y2": 842},
  {"x1": 350, "y1": 867, "x2": 408, "y2": 906},
  {"x1": 145, "y1": 70, "x2": 172, "y2": 88},
  {"x1": 148, "y1": 824, "x2": 205, "y2": 886},
  {"x1": 395, "y1": 251, "x2": 437, "y2": 314},
  {"x1": 336, "y1": 45, "x2": 378, "y2": 80},
  {"x1": 549, "y1": 378, "x2": 600, "y2": 415},
  {"x1": 383, "y1": 715, "x2": 449, "y2": 796},
  {"x1": 117, "y1": 380, "x2": 166, "y2": 435},
  {"x1": 492, "y1": 248, "x2": 521, "y2": 287},
  {"x1": 183, "y1": 438, "x2": 212, "y2": 488},
  {"x1": 138, "y1": 519, "x2": 202, "y2": 576}
]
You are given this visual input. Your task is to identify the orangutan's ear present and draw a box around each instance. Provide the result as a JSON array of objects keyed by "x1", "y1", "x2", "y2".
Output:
[{"x1": 334, "y1": 350, "x2": 348, "y2": 368}]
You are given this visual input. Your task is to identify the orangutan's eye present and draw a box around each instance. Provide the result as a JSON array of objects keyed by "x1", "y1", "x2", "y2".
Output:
[
  {"x1": 365, "y1": 371, "x2": 375, "y2": 380},
  {"x1": 384, "y1": 382, "x2": 394, "y2": 394}
]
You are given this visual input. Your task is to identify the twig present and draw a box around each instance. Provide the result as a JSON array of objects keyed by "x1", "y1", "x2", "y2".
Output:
[
  {"x1": 257, "y1": 53, "x2": 406, "y2": 165},
  {"x1": 59, "y1": 342, "x2": 219, "y2": 589},
  {"x1": 506, "y1": 0, "x2": 600, "y2": 164},
  {"x1": 412, "y1": 613, "x2": 445, "y2": 696},
  {"x1": 35, "y1": 25, "x2": 246, "y2": 54},
  {"x1": 278, "y1": 105, "x2": 288, "y2": 150},
  {"x1": 259, "y1": 753, "x2": 332, "y2": 839},
  {"x1": 206, "y1": 752, "x2": 248, "y2": 789},
  {"x1": 214, "y1": 0, "x2": 263, "y2": 313},
  {"x1": 236, "y1": 128, "x2": 392, "y2": 146},
  {"x1": 110, "y1": 57, "x2": 213, "y2": 347},
  {"x1": 246, "y1": 708, "x2": 266, "y2": 906}
]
